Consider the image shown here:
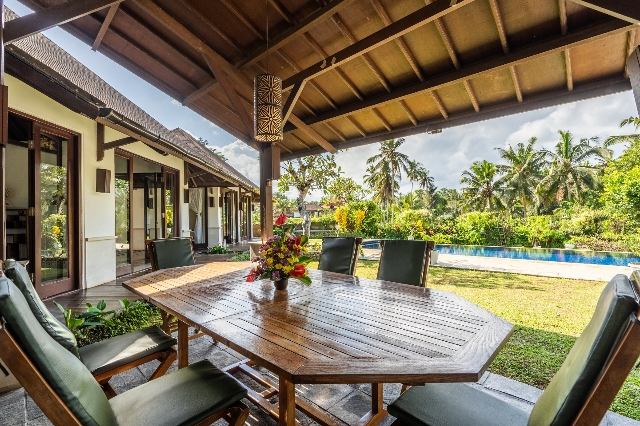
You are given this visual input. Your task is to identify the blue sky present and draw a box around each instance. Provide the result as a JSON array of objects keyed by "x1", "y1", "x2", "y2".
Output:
[{"x1": 7, "y1": 0, "x2": 639, "y2": 194}]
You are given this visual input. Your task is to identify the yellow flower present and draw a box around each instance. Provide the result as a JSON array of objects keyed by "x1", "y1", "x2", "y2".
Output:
[
  {"x1": 275, "y1": 264, "x2": 282, "y2": 270},
  {"x1": 283, "y1": 266, "x2": 292, "y2": 273}
]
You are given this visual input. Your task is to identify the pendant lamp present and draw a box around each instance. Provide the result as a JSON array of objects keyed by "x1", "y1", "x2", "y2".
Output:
[{"x1": 254, "y1": 0, "x2": 282, "y2": 142}]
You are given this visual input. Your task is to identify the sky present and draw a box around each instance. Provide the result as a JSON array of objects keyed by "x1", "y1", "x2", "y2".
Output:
[{"x1": 6, "y1": 0, "x2": 639, "y2": 196}]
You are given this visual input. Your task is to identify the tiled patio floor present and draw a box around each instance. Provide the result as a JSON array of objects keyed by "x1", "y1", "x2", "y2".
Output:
[{"x1": 1, "y1": 334, "x2": 637, "y2": 426}]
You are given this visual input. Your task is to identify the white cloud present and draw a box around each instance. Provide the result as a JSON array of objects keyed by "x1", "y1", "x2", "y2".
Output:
[
  {"x1": 170, "y1": 99, "x2": 181, "y2": 107},
  {"x1": 219, "y1": 140, "x2": 260, "y2": 185}
]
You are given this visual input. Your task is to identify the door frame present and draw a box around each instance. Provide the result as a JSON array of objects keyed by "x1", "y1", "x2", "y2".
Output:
[
  {"x1": 114, "y1": 150, "x2": 133, "y2": 277},
  {"x1": 32, "y1": 121, "x2": 79, "y2": 298}
]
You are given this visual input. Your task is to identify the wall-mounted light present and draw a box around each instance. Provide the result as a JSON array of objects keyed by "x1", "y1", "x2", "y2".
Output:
[{"x1": 96, "y1": 169, "x2": 111, "y2": 193}]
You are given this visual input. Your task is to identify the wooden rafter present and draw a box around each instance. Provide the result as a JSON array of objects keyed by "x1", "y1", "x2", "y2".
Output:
[
  {"x1": 346, "y1": 116, "x2": 367, "y2": 137},
  {"x1": 4, "y1": 0, "x2": 124, "y2": 44},
  {"x1": 399, "y1": 100, "x2": 418, "y2": 125},
  {"x1": 435, "y1": 18, "x2": 460, "y2": 69},
  {"x1": 570, "y1": 0, "x2": 640, "y2": 24},
  {"x1": 510, "y1": 66, "x2": 523, "y2": 102},
  {"x1": 269, "y1": 0, "x2": 294, "y2": 24},
  {"x1": 371, "y1": 0, "x2": 424, "y2": 81},
  {"x1": 235, "y1": 0, "x2": 358, "y2": 68},
  {"x1": 218, "y1": 0, "x2": 264, "y2": 40},
  {"x1": 288, "y1": 18, "x2": 630, "y2": 130},
  {"x1": 324, "y1": 122, "x2": 347, "y2": 141},
  {"x1": 463, "y1": 80, "x2": 480, "y2": 112},
  {"x1": 281, "y1": 75, "x2": 631, "y2": 160},
  {"x1": 372, "y1": 108, "x2": 392, "y2": 131},
  {"x1": 488, "y1": 0, "x2": 508, "y2": 54},
  {"x1": 202, "y1": 52, "x2": 253, "y2": 137},
  {"x1": 430, "y1": 91, "x2": 448, "y2": 119},
  {"x1": 288, "y1": 114, "x2": 337, "y2": 153},
  {"x1": 559, "y1": 0, "x2": 568, "y2": 36},
  {"x1": 565, "y1": 49, "x2": 573, "y2": 91},
  {"x1": 92, "y1": 3, "x2": 119, "y2": 51},
  {"x1": 282, "y1": 0, "x2": 474, "y2": 91},
  {"x1": 303, "y1": 33, "x2": 364, "y2": 100},
  {"x1": 330, "y1": 14, "x2": 391, "y2": 92},
  {"x1": 183, "y1": 80, "x2": 218, "y2": 105},
  {"x1": 282, "y1": 82, "x2": 306, "y2": 126},
  {"x1": 277, "y1": 50, "x2": 337, "y2": 109},
  {"x1": 625, "y1": 29, "x2": 637, "y2": 78}
]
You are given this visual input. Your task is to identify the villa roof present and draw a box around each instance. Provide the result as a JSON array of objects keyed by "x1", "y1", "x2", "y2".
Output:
[
  {"x1": 3, "y1": 7, "x2": 257, "y2": 191},
  {"x1": 14, "y1": 0, "x2": 636, "y2": 160}
]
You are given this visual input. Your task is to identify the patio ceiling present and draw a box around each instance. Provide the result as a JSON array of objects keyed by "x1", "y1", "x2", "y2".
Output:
[{"x1": 12, "y1": 0, "x2": 639, "y2": 160}]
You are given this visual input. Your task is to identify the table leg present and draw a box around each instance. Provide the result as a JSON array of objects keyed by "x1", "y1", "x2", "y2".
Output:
[
  {"x1": 278, "y1": 377, "x2": 296, "y2": 426},
  {"x1": 177, "y1": 320, "x2": 189, "y2": 369},
  {"x1": 356, "y1": 383, "x2": 388, "y2": 426}
]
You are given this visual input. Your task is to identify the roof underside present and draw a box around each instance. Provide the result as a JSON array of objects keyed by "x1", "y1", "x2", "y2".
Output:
[{"x1": 16, "y1": 0, "x2": 637, "y2": 160}]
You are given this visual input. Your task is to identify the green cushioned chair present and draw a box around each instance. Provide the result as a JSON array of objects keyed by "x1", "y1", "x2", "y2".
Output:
[
  {"x1": 0, "y1": 274, "x2": 249, "y2": 426},
  {"x1": 377, "y1": 240, "x2": 435, "y2": 287},
  {"x1": 146, "y1": 237, "x2": 195, "y2": 271},
  {"x1": 387, "y1": 273, "x2": 640, "y2": 426},
  {"x1": 318, "y1": 237, "x2": 363, "y2": 275},
  {"x1": 4, "y1": 259, "x2": 178, "y2": 397}
]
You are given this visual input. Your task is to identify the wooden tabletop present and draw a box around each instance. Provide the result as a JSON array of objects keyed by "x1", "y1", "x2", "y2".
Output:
[{"x1": 124, "y1": 262, "x2": 514, "y2": 385}]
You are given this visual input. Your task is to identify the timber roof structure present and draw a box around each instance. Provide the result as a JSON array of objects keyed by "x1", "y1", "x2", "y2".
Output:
[
  {"x1": 12, "y1": 0, "x2": 639, "y2": 160},
  {"x1": 4, "y1": 7, "x2": 257, "y2": 191}
]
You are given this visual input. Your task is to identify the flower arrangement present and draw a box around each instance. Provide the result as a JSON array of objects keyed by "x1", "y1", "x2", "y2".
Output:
[{"x1": 247, "y1": 213, "x2": 312, "y2": 285}]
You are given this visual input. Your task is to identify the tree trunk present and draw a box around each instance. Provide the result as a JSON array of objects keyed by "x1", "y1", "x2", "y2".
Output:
[{"x1": 296, "y1": 188, "x2": 311, "y2": 237}]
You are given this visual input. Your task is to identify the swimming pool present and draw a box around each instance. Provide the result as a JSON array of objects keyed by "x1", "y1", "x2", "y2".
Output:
[{"x1": 360, "y1": 241, "x2": 640, "y2": 267}]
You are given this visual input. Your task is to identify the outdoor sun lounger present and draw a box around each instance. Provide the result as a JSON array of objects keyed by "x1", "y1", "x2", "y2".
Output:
[
  {"x1": 4, "y1": 259, "x2": 177, "y2": 398},
  {"x1": 0, "y1": 273, "x2": 249, "y2": 426},
  {"x1": 387, "y1": 272, "x2": 640, "y2": 426}
]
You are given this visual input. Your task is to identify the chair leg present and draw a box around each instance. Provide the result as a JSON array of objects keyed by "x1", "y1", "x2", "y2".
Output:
[
  {"x1": 100, "y1": 380, "x2": 118, "y2": 399},
  {"x1": 195, "y1": 401, "x2": 250, "y2": 426},
  {"x1": 149, "y1": 349, "x2": 177, "y2": 381},
  {"x1": 400, "y1": 384, "x2": 410, "y2": 393}
]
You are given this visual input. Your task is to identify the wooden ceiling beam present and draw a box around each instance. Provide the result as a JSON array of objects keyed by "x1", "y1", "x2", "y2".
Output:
[
  {"x1": 277, "y1": 50, "x2": 338, "y2": 109},
  {"x1": 559, "y1": 0, "x2": 568, "y2": 36},
  {"x1": 324, "y1": 122, "x2": 347, "y2": 141},
  {"x1": 463, "y1": 80, "x2": 480, "y2": 112},
  {"x1": 371, "y1": 0, "x2": 424, "y2": 81},
  {"x1": 346, "y1": 116, "x2": 367, "y2": 137},
  {"x1": 330, "y1": 14, "x2": 391, "y2": 92},
  {"x1": 399, "y1": 100, "x2": 418, "y2": 125},
  {"x1": 4, "y1": 0, "x2": 124, "y2": 44},
  {"x1": 435, "y1": 18, "x2": 460, "y2": 69},
  {"x1": 268, "y1": 0, "x2": 294, "y2": 24},
  {"x1": 202, "y1": 52, "x2": 253, "y2": 137},
  {"x1": 570, "y1": 0, "x2": 640, "y2": 24},
  {"x1": 372, "y1": 108, "x2": 392, "y2": 131},
  {"x1": 92, "y1": 3, "x2": 119, "y2": 51},
  {"x1": 236, "y1": 0, "x2": 358, "y2": 69},
  {"x1": 288, "y1": 114, "x2": 337, "y2": 153},
  {"x1": 282, "y1": 0, "x2": 474, "y2": 91},
  {"x1": 281, "y1": 76, "x2": 631, "y2": 160},
  {"x1": 488, "y1": 0, "x2": 509, "y2": 54},
  {"x1": 289, "y1": 18, "x2": 630, "y2": 129},
  {"x1": 565, "y1": 49, "x2": 574, "y2": 91},
  {"x1": 282, "y1": 82, "x2": 306, "y2": 125}
]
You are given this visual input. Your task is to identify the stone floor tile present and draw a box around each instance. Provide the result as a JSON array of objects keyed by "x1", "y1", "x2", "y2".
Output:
[
  {"x1": 349, "y1": 383, "x2": 402, "y2": 404},
  {"x1": 326, "y1": 390, "x2": 373, "y2": 425},
  {"x1": 26, "y1": 415, "x2": 53, "y2": 426},
  {"x1": 25, "y1": 395, "x2": 44, "y2": 421},
  {"x1": 0, "y1": 401, "x2": 26, "y2": 426},
  {"x1": 110, "y1": 365, "x2": 148, "y2": 393},
  {"x1": 0, "y1": 388, "x2": 24, "y2": 406},
  {"x1": 296, "y1": 384, "x2": 354, "y2": 410}
]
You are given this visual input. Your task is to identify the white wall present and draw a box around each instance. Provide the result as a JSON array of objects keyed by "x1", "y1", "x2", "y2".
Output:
[
  {"x1": 207, "y1": 187, "x2": 222, "y2": 246},
  {"x1": 6, "y1": 75, "x2": 188, "y2": 289}
]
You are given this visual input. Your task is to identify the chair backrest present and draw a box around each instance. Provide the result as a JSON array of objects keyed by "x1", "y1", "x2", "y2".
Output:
[
  {"x1": 377, "y1": 240, "x2": 435, "y2": 287},
  {"x1": 528, "y1": 273, "x2": 640, "y2": 426},
  {"x1": 3, "y1": 259, "x2": 80, "y2": 358},
  {"x1": 0, "y1": 275, "x2": 117, "y2": 426},
  {"x1": 146, "y1": 237, "x2": 195, "y2": 271},
  {"x1": 318, "y1": 237, "x2": 363, "y2": 275}
]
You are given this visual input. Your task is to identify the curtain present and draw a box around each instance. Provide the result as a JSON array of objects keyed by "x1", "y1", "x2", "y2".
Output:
[{"x1": 189, "y1": 188, "x2": 204, "y2": 243}]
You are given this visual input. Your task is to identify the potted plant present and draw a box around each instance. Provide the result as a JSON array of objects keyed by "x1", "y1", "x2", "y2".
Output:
[
  {"x1": 196, "y1": 245, "x2": 236, "y2": 262},
  {"x1": 247, "y1": 213, "x2": 312, "y2": 290}
]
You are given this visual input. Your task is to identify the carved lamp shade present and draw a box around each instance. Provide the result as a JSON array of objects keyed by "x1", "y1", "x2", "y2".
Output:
[{"x1": 254, "y1": 73, "x2": 283, "y2": 142}]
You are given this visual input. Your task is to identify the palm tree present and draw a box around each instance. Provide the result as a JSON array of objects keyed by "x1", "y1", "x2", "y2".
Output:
[
  {"x1": 365, "y1": 138, "x2": 410, "y2": 207},
  {"x1": 460, "y1": 160, "x2": 505, "y2": 211},
  {"x1": 406, "y1": 160, "x2": 422, "y2": 195},
  {"x1": 604, "y1": 116, "x2": 640, "y2": 147},
  {"x1": 495, "y1": 137, "x2": 545, "y2": 218},
  {"x1": 538, "y1": 130, "x2": 608, "y2": 204}
]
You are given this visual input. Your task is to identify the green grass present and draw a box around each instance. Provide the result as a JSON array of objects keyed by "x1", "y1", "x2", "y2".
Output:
[{"x1": 308, "y1": 260, "x2": 640, "y2": 420}]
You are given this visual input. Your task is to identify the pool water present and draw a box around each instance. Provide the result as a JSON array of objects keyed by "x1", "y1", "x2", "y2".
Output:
[{"x1": 360, "y1": 241, "x2": 640, "y2": 267}]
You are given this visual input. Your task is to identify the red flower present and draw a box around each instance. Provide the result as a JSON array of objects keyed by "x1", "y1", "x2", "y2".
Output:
[
  {"x1": 290, "y1": 264, "x2": 306, "y2": 277},
  {"x1": 275, "y1": 213, "x2": 287, "y2": 226},
  {"x1": 295, "y1": 235, "x2": 302, "y2": 246},
  {"x1": 246, "y1": 275, "x2": 255, "y2": 282}
]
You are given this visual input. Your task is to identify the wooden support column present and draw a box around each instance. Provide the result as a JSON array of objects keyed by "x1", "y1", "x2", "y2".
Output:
[
  {"x1": 235, "y1": 188, "x2": 241, "y2": 243},
  {"x1": 628, "y1": 46, "x2": 640, "y2": 116},
  {"x1": 0, "y1": 0, "x2": 6, "y2": 260},
  {"x1": 259, "y1": 144, "x2": 280, "y2": 240}
]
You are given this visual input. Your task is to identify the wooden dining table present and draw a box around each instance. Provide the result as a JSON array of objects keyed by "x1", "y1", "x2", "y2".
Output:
[{"x1": 124, "y1": 262, "x2": 514, "y2": 426}]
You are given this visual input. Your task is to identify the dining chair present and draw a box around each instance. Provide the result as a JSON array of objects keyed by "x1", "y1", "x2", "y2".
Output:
[
  {"x1": 318, "y1": 237, "x2": 363, "y2": 275},
  {"x1": 3, "y1": 259, "x2": 177, "y2": 398},
  {"x1": 146, "y1": 237, "x2": 196, "y2": 271},
  {"x1": 0, "y1": 274, "x2": 249, "y2": 426},
  {"x1": 387, "y1": 272, "x2": 640, "y2": 426},
  {"x1": 145, "y1": 237, "x2": 206, "y2": 341},
  {"x1": 377, "y1": 240, "x2": 436, "y2": 287}
]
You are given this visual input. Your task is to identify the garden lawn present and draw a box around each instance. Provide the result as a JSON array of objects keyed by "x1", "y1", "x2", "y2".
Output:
[{"x1": 308, "y1": 260, "x2": 640, "y2": 420}]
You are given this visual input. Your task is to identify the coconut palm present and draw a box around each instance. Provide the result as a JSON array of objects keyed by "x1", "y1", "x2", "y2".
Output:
[
  {"x1": 365, "y1": 138, "x2": 410, "y2": 206},
  {"x1": 495, "y1": 137, "x2": 545, "y2": 218},
  {"x1": 538, "y1": 130, "x2": 608, "y2": 204},
  {"x1": 460, "y1": 160, "x2": 505, "y2": 211},
  {"x1": 604, "y1": 116, "x2": 640, "y2": 147}
]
